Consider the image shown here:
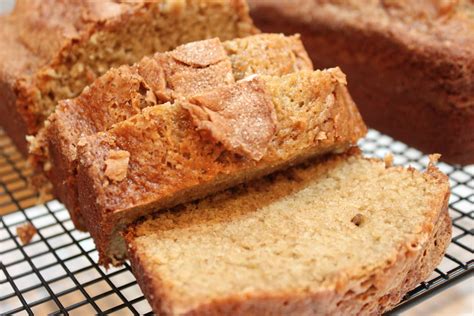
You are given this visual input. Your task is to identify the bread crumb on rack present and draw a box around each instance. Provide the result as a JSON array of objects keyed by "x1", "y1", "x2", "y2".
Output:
[{"x1": 17, "y1": 223, "x2": 37, "y2": 245}]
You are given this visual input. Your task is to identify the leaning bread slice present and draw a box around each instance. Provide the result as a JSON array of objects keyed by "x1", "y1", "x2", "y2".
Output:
[
  {"x1": 30, "y1": 34, "x2": 312, "y2": 230},
  {"x1": 124, "y1": 151, "x2": 451, "y2": 315},
  {"x1": 77, "y1": 69, "x2": 366, "y2": 266}
]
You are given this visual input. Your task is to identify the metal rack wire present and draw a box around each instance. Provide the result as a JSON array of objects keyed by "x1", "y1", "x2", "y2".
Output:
[{"x1": 0, "y1": 128, "x2": 472, "y2": 315}]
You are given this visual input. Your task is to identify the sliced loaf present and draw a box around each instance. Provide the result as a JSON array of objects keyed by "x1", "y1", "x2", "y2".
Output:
[
  {"x1": 125, "y1": 151, "x2": 451, "y2": 315},
  {"x1": 77, "y1": 69, "x2": 366, "y2": 266},
  {"x1": 31, "y1": 34, "x2": 312, "y2": 230}
]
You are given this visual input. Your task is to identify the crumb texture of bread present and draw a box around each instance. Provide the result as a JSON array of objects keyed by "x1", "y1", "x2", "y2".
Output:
[
  {"x1": 16, "y1": 223, "x2": 37, "y2": 245},
  {"x1": 0, "y1": 0, "x2": 257, "y2": 154},
  {"x1": 30, "y1": 34, "x2": 314, "y2": 231},
  {"x1": 77, "y1": 68, "x2": 366, "y2": 266},
  {"x1": 248, "y1": 0, "x2": 474, "y2": 164},
  {"x1": 223, "y1": 32, "x2": 312, "y2": 80},
  {"x1": 125, "y1": 153, "x2": 451, "y2": 315}
]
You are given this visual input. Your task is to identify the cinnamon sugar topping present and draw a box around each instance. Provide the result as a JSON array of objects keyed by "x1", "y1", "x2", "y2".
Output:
[
  {"x1": 170, "y1": 38, "x2": 228, "y2": 67},
  {"x1": 184, "y1": 77, "x2": 277, "y2": 161},
  {"x1": 146, "y1": 39, "x2": 234, "y2": 100},
  {"x1": 168, "y1": 61, "x2": 234, "y2": 97}
]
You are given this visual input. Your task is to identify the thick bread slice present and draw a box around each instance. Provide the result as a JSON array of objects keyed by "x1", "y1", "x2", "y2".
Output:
[
  {"x1": 30, "y1": 34, "x2": 312, "y2": 230},
  {"x1": 124, "y1": 151, "x2": 451, "y2": 315},
  {"x1": 77, "y1": 69, "x2": 366, "y2": 266}
]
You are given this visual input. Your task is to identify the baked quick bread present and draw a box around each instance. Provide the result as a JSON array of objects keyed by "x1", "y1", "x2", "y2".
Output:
[
  {"x1": 125, "y1": 151, "x2": 451, "y2": 315},
  {"x1": 0, "y1": 0, "x2": 257, "y2": 155},
  {"x1": 249, "y1": 0, "x2": 474, "y2": 164},
  {"x1": 31, "y1": 34, "x2": 312, "y2": 231},
  {"x1": 77, "y1": 69, "x2": 366, "y2": 266}
]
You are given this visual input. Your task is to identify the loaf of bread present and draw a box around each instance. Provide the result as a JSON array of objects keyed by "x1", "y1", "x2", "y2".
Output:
[
  {"x1": 124, "y1": 150, "x2": 451, "y2": 315},
  {"x1": 249, "y1": 0, "x2": 474, "y2": 164},
  {"x1": 0, "y1": 0, "x2": 257, "y2": 155},
  {"x1": 77, "y1": 69, "x2": 366, "y2": 266},
  {"x1": 30, "y1": 34, "x2": 313, "y2": 231}
]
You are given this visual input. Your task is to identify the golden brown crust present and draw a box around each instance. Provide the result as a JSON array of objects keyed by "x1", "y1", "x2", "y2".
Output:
[
  {"x1": 33, "y1": 65, "x2": 159, "y2": 230},
  {"x1": 249, "y1": 0, "x2": 474, "y2": 164},
  {"x1": 32, "y1": 39, "x2": 232, "y2": 229},
  {"x1": 124, "y1": 153, "x2": 451, "y2": 315},
  {"x1": 157, "y1": 50, "x2": 234, "y2": 100}
]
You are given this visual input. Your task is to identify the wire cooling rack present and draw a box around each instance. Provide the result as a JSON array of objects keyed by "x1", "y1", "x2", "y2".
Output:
[{"x1": 0, "y1": 128, "x2": 472, "y2": 315}]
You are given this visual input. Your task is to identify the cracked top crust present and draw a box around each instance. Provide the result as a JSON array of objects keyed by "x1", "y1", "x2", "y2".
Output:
[
  {"x1": 169, "y1": 38, "x2": 229, "y2": 67},
  {"x1": 185, "y1": 77, "x2": 277, "y2": 161},
  {"x1": 149, "y1": 39, "x2": 235, "y2": 101}
]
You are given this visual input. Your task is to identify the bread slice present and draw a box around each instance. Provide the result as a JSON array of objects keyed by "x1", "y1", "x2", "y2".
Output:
[
  {"x1": 124, "y1": 151, "x2": 451, "y2": 315},
  {"x1": 30, "y1": 34, "x2": 313, "y2": 231},
  {"x1": 0, "y1": 0, "x2": 257, "y2": 155},
  {"x1": 77, "y1": 69, "x2": 366, "y2": 266}
]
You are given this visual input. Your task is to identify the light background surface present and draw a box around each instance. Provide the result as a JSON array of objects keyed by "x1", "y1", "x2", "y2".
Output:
[{"x1": 0, "y1": 0, "x2": 14, "y2": 15}]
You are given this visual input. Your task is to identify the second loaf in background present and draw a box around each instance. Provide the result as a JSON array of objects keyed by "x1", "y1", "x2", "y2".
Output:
[{"x1": 249, "y1": 0, "x2": 474, "y2": 164}]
